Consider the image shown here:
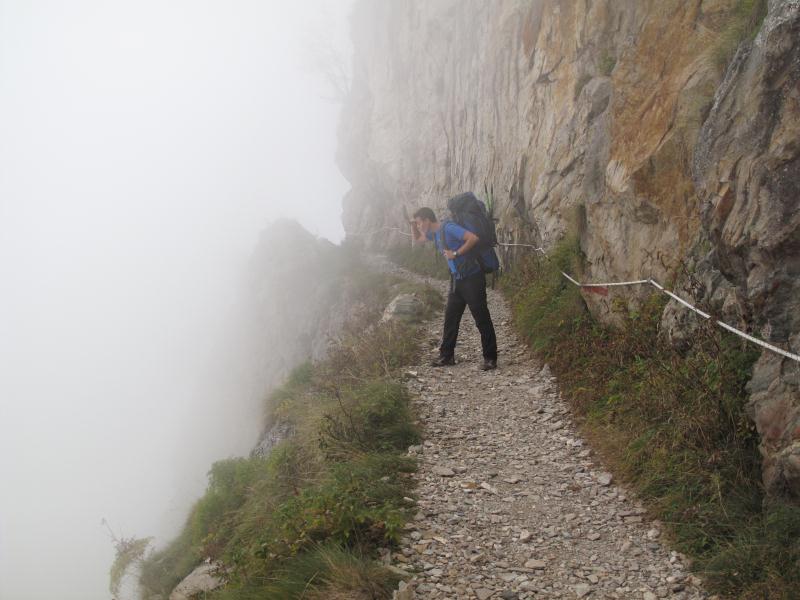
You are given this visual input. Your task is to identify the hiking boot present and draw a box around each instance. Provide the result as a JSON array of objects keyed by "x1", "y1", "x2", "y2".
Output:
[
  {"x1": 431, "y1": 355, "x2": 456, "y2": 367},
  {"x1": 480, "y1": 358, "x2": 497, "y2": 371}
]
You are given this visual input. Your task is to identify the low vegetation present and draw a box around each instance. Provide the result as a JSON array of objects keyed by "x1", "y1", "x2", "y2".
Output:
[
  {"x1": 330, "y1": 270, "x2": 443, "y2": 334},
  {"x1": 598, "y1": 51, "x2": 616, "y2": 77},
  {"x1": 713, "y1": 0, "x2": 768, "y2": 70},
  {"x1": 109, "y1": 534, "x2": 151, "y2": 598},
  {"x1": 501, "y1": 239, "x2": 800, "y2": 599},
  {"x1": 131, "y1": 255, "x2": 442, "y2": 599},
  {"x1": 387, "y1": 243, "x2": 450, "y2": 281}
]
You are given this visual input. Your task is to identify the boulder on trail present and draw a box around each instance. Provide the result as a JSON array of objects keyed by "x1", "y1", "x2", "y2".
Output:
[{"x1": 382, "y1": 293, "x2": 425, "y2": 323}]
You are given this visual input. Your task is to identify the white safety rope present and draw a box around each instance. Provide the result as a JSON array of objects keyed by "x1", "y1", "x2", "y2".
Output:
[{"x1": 497, "y1": 242, "x2": 800, "y2": 363}]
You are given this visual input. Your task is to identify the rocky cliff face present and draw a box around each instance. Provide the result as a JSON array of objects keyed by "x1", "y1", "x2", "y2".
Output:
[
  {"x1": 690, "y1": 1, "x2": 800, "y2": 498},
  {"x1": 337, "y1": 0, "x2": 800, "y2": 498}
]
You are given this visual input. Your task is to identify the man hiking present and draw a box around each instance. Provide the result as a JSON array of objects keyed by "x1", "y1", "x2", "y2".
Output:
[{"x1": 411, "y1": 206, "x2": 498, "y2": 371}]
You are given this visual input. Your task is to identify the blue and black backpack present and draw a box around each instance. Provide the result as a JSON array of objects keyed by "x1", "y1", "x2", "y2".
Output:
[{"x1": 446, "y1": 192, "x2": 500, "y2": 275}]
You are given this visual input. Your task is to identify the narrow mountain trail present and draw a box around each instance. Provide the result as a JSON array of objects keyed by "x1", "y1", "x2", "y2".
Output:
[{"x1": 379, "y1": 258, "x2": 708, "y2": 600}]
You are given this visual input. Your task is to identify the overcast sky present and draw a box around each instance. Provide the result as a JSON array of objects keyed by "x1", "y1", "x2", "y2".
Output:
[{"x1": 0, "y1": 1, "x2": 353, "y2": 598}]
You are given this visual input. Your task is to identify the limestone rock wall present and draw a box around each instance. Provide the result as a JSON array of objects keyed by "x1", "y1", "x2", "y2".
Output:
[
  {"x1": 690, "y1": 1, "x2": 800, "y2": 498},
  {"x1": 337, "y1": 0, "x2": 800, "y2": 498}
]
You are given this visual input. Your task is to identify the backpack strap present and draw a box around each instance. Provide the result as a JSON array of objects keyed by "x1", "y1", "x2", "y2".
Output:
[
  {"x1": 439, "y1": 219, "x2": 453, "y2": 242},
  {"x1": 433, "y1": 226, "x2": 443, "y2": 253},
  {"x1": 435, "y1": 224, "x2": 455, "y2": 292},
  {"x1": 437, "y1": 220, "x2": 458, "y2": 252}
]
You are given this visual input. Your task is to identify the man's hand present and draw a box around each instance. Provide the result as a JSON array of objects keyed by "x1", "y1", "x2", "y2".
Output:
[
  {"x1": 443, "y1": 249, "x2": 457, "y2": 260},
  {"x1": 410, "y1": 220, "x2": 425, "y2": 243}
]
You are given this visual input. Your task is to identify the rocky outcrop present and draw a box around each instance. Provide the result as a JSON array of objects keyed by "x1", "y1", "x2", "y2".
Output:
[
  {"x1": 168, "y1": 563, "x2": 224, "y2": 600},
  {"x1": 251, "y1": 421, "x2": 294, "y2": 458},
  {"x1": 382, "y1": 293, "x2": 426, "y2": 323},
  {"x1": 337, "y1": 1, "x2": 800, "y2": 498}
]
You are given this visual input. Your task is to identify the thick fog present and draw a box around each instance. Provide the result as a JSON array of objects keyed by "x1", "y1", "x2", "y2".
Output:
[{"x1": 0, "y1": 1, "x2": 352, "y2": 598}]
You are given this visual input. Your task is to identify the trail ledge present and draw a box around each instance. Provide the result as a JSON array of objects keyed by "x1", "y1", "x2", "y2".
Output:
[{"x1": 381, "y1": 259, "x2": 708, "y2": 600}]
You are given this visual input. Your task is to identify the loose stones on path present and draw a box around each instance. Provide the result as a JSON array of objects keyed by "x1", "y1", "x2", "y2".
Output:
[{"x1": 379, "y1": 260, "x2": 706, "y2": 600}]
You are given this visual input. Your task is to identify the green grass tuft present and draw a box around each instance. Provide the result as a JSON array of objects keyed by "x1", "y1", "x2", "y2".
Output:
[
  {"x1": 712, "y1": 0, "x2": 768, "y2": 70},
  {"x1": 703, "y1": 501, "x2": 800, "y2": 599},
  {"x1": 213, "y1": 544, "x2": 404, "y2": 600},
  {"x1": 109, "y1": 536, "x2": 151, "y2": 598},
  {"x1": 598, "y1": 51, "x2": 617, "y2": 76},
  {"x1": 502, "y1": 236, "x2": 586, "y2": 353}
]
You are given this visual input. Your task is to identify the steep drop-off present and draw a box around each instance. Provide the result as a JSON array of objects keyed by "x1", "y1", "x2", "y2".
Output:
[
  {"x1": 248, "y1": 220, "x2": 357, "y2": 383},
  {"x1": 337, "y1": 0, "x2": 799, "y2": 499}
]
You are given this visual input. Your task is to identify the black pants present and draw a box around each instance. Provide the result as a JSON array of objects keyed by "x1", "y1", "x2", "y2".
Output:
[{"x1": 440, "y1": 272, "x2": 497, "y2": 361}]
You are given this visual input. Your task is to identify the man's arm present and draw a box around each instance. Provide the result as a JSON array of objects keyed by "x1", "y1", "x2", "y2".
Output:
[{"x1": 443, "y1": 230, "x2": 479, "y2": 260}]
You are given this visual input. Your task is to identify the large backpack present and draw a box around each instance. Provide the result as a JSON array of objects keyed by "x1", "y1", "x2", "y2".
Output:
[{"x1": 446, "y1": 192, "x2": 500, "y2": 274}]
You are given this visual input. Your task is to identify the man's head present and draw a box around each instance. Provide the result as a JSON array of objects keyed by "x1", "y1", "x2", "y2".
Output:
[{"x1": 412, "y1": 207, "x2": 438, "y2": 235}]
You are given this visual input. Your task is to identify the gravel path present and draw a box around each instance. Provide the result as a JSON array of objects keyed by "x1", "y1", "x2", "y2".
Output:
[{"x1": 379, "y1": 259, "x2": 708, "y2": 600}]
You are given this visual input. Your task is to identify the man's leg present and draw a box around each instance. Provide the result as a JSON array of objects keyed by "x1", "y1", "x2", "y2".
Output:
[
  {"x1": 461, "y1": 273, "x2": 498, "y2": 361},
  {"x1": 439, "y1": 284, "x2": 467, "y2": 359}
]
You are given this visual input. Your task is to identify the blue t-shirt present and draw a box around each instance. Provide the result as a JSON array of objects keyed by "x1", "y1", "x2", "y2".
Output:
[{"x1": 427, "y1": 222, "x2": 482, "y2": 279}]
